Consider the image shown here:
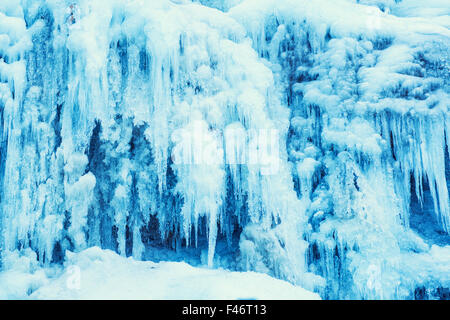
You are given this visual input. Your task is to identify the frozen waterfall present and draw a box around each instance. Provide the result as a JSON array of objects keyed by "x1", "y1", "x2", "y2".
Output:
[{"x1": 0, "y1": 0, "x2": 449, "y2": 300}]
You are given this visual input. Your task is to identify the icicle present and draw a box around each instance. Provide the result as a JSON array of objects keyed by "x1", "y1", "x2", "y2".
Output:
[{"x1": 297, "y1": 158, "x2": 319, "y2": 200}]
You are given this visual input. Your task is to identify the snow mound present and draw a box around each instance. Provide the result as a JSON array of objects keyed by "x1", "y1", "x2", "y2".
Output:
[{"x1": 0, "y1": 247, "x2": 320, "y2": 300}]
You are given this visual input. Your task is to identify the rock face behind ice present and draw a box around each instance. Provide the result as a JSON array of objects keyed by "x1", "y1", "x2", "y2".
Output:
[{"x1": 0, "y1": 0, "x2": 449, "y2": 300}]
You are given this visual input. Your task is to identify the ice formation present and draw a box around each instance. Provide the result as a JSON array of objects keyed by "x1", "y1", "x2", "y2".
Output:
[{"x1": 0, "y1": 0, "x2": 449, "y2": 299}]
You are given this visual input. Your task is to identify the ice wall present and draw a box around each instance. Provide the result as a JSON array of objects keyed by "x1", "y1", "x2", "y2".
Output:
[
  {"x1": 228, "y1": 0, "x2": 450, "y2": 299},
  {"x1": 0, "y1": 0, "x2": 448, "y2": 299}
]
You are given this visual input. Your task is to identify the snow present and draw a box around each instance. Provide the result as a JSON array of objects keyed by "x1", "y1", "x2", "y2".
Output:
[
  {"x1": 0, "y1": 247, "x2": 320, "y2": 300},
  {"x1": 0, "y1": 0, "x2": 449, "y2": 300}
]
